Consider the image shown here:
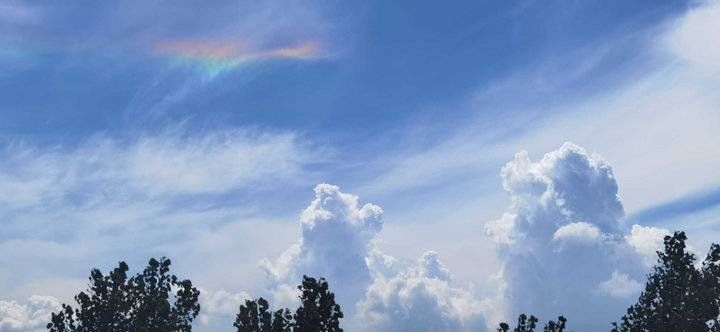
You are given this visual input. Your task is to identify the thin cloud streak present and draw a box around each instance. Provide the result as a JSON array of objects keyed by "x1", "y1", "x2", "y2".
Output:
[{"x1": 628, "y1": 186, "x2": 720, "y2": 225}]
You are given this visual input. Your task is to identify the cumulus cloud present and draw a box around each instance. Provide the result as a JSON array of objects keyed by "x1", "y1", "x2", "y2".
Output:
[
  {"x1": 261, "y1": 185, "x2": 489, "y2": 331},
  {"x1": 0, "y1": 296, "x2": 59, "y2": 332},
  {"x1": 261, "y1": 183, "x2": 384, "y2": 311},
  {"x1": 357, "y1": 252, "x2": 486, "y2": 332},
  {"x1": 486, "y1": 143, "x2": 652, "y2": 331}
]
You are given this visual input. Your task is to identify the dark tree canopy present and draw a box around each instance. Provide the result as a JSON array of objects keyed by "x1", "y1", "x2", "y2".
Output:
[
  {"x1": 613, "y1": 231, "x2": 720, "y2": 332},
  {"x1": 47, "y1": 257, "x2": 200, "y2": 332},
  {"x1": 543, "y1": 316, "x2": 567, "y2": 332},
  {"x1": 293, "y1": 275, "x2": 343, "y2": 332},
  {"x1": 234, "y1": 298, "x2": 292, "y2": 332},
  {"x1": 235, "y1": 275, "x2": 343, "y2": 332},
  {"x1": 498, "y1": 314, "x2": 566, "y2": 332}
]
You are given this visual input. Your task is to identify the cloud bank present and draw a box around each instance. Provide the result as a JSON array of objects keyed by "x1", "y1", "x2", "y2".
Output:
[{"x1": 0, "y1": 143, "x2": 679, "y2": 331}]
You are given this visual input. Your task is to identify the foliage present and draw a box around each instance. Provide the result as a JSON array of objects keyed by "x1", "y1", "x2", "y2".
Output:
[
  {"x1": 47, "y1": 257, "x2": 200, "y2": 332},
  {"x1": 498, "y1": 314, "x2": 565, "y2": 332},
  {"x1": 235, "y1": 275, "x2": 343, "y2": 332},
  {"x1": 612, "y1": 232, "x2": 720, "y2": 332},
  {"x1": 293, "y1": 275, "x2": 343, "y2": 332},
  {"x1": 234, "y1": 298, "x2": 292, "y2": 332}
]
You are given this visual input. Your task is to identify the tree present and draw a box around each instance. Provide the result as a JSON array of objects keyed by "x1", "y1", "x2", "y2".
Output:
[
  {"x1": 498, "y1": 314, "x2": 566, "y2": 332},
  {"x1": 498, "y1": 314, "x2": 567, "y2": 332},
  {"x1": 613, "y1": 232, "x2": 720, "y2": 332},
  {"x1": 271, "y1": 308, "x2": 293, "y2": 332},
  {"x1": 234, "y1": 298, "x2": 291, "y2": 332},
  {"x1": 293, "y1": 275, "x2": 343, "y2": 332},
  {"x1": 235, "y1": 275, "x2": 343, "y2": 332},
  {"x1": 513, "y1": 314, "x2": 539, "y2": 332},
  {"x1": 703, "y1": 243, "x2": 720, "y2": 332},
  {"x1": 543, "y1": 316, "x2": 566, "y2": 332},
  {"x1": 47, "y1": 257, "x2": 200, "y2": 332}
]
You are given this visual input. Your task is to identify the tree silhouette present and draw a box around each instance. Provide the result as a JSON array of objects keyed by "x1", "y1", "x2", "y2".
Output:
[
  {"x1": 234, "y1": 298, "x2": 291, "y2": 332},
  {"x1": 235, "y1": 275, "x2": 342, "y2": 332},
  {"x1": 543, "y1": 316, "x2": 566, "y2": 332},
  {"x1": 613, "y1": 232, "x2": 720, "y2": 332},
  {"x1": 47, "y1": 257, "x2": 200, "y2": 332},
  {"x1": 498, "y1": 314, "x2": 567, "y2": 332},
  {"x1": 293, "y1": 275, "x2": 343, "y2": 332}
]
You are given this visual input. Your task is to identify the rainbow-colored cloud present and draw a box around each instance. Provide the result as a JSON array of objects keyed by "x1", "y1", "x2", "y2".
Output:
[{"x1": 153, "y1": 39, "x2": 321, "y2": 77}]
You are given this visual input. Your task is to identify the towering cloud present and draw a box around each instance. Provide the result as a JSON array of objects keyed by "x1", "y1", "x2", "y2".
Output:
[
  {"x1": 261, "y1": 183, "x2": 384, "y2": 310},
  {"x1": 486, "y1": 143, "x2": 666, "y2": 330}
]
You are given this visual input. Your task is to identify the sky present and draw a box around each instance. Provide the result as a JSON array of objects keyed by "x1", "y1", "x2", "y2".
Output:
[{"x1": 0, "y1": 0, "x2": 719, "y2": 331}]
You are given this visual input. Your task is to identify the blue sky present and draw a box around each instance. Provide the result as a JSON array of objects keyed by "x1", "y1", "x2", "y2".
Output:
[{"x1": 0, "y1": 0, "x2": 719, "y2": 331}]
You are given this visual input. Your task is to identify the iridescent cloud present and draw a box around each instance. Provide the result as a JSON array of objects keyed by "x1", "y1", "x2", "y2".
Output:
[{"x1": 153, "y1": 39, "x2": 321, "y2": 77}]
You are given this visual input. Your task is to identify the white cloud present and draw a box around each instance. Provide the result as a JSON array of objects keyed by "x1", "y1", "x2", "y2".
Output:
[
  {"x1": 262, "y1": 185, "x2": 490, "y2": 331},
  {"x1": 597, "y1": 271, "x2": 643, "y2": 299},
  {"x1": 665, "y1": 0, "x2": 720, "y2": 75},
  {"x1": 358, "y1": 1, "x2": 720, "y2": 218},
  {"x1": 552, "y1": 222, "x2": 602, "y2": 246},
  {"x1": 0, "y1": 296, "x2": 59, "y2": 332},
  {"x1": 486, "y1": 143, "x2": 624, "y2": 247},
  {"x1": 261, "y1": 183, "x2": 384, "y2": 312},
  {"x1": 197, "y1": 289, "x2": 250, "y2": 328},
  {"x1": 625, "y1": 224, "x2": 670, "y2": 267},
  {"x1": 127, "y1": 131, "x2": 308, "y2": 196},
  {"x1": 0, "y1": 127, "x2": 316, "y2": 329},
  {"x1": 0, "y1": 129, "x2": 311, "y2": 210},
  {"x1": 357, "y1": 252, "x2": 487, "y2": 332},
  {"x1": 487, "y1": 143, "x2": 649, "y2": 331}
]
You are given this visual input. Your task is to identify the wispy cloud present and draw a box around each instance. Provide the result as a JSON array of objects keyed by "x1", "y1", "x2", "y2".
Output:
[
  {"x1": 356, "y1": 0, "x2": 720, "y2": 214},
  {"x1": 0, "y1": 128, "x2": 314, "y2": 211},
  {"x1": 628, "y1": 186, "x2": 720, "y2": 225},
  {"x1": 0, "y1": 126, "x2": 322, "y2": 331}
]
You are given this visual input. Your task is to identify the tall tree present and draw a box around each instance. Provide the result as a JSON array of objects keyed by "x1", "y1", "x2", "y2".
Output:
[
  {"x1": 293, "y1": 275, "x2": 343, "y2": 332},
  {"x1": 613, "y1": 232, "x2": 720, "y2": 332},
  {"x1": 47, "y1": 257, "x2": 200, "y2": 332}
]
